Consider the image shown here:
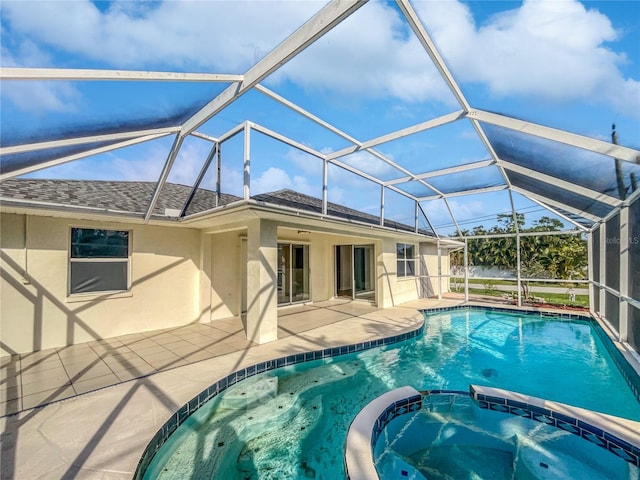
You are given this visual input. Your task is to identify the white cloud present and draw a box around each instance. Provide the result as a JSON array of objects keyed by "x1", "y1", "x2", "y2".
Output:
[
  {"x1": 251, "y1": 167, "x2": 315, "y2": 196},
  {"x1": 23, "y1": 143, "x2": 167, "y2": 181},
  {"x1": 1, "y1": 0, "x2": 319, "y2": 71},
  {"x1": 285, "y1": 149, "x2": 324, "y2": 177},
  {"x1": 2, "y1": 80, "x2": 80, "y2": 114},
  {"x1": 167, "y1": 141, "x2": 211, "y2": 186},
  {"x1": 447, "y1": 199, "x2": 488, "y2": 223},
  {"x1": 339, "y1": 150, "x2": 397, "y2": 178},
  {"x1": 0, "y1": 44, "x2": 81, "y2": 114},
  {"x1": 3, "y1": 0, "x2": 637, "y2": 118},
  {"x1": 423, "y1": 197, "x2": 491, "y2": 232},
  {"x1": 275, "y1": 2, "x2": 453, "y2": 103},
  {"x1": 416, "y1": 0, "x2": 639, "y2": 116}
]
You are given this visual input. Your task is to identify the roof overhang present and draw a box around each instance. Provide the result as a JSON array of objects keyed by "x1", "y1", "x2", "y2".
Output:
[{"x1": 0, "y1": 197, "x2": 441, "y2": 242}]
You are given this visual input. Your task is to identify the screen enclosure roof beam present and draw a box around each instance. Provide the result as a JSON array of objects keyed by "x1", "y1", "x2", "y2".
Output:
[
  {"x1": 519, "y1": 194, "x2": 591, "y2": 232},
  {"x1": 249, "y1": 122, "x2": 326, "y2": 160},
  {"x1": 190, "y1": 132, "x2": 218, "y2": 143},
  {"x1": 253, "y1": 84, "x2": 447, "y2": 218},
  {"x1": 0, "y1": 132, "x2": 174, "y2": 181},
  {"x1": 144, "y1": 134, "x2": 184, "y2": 223},
  {"x1": 469, "y1": 109, "x2": 640, "y2": 163},
  {"x1": 179, "y1": 0, "x2": 367, "y2": 137},
  {"x1": 0, "y1": 127, "x2": 180, "y2": 156},
  {"x1": 396, "y1": 0, "x2": 516, "y2": 229},
  {"x1": 325, "y1": 110, "x2": 465, "y2": 161},
  {"x1": 497, "y1": 160, "x2": 621, "y2": 208},
  {"x1": 386, "y1": 160, "x2": 494, "y2": 186},
  {"x1": 254, "y1": 84, "x2": 361, "y2": 147},
  {"x1": 256, "y1": 84, "x2": 466, "y2": 202},
  {"x1": 511, "y1": 186, "x2": 601, "y2": 223},
  {"x1": 0, "y1": 67, "x2": 242, "y2": 83},
  {"x1": 396, "y1": 0, "x2": 469, "y2": 112},
  {"x1": 418, "y1": 185, "x2": 508, "y2": 202}
]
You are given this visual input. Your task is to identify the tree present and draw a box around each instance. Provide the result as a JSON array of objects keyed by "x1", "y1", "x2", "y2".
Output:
[{"x1": 450, "y1": 214, "x2": 588, "y2": 301}]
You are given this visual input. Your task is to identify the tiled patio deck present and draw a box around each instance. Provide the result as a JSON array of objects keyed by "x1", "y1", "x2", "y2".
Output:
[
  {"x1": 0, "y1": 298, "x2": 461, "y2": 480},
  {"x1": 1, "y1": 299, "x2": 418, "y2": 417}
]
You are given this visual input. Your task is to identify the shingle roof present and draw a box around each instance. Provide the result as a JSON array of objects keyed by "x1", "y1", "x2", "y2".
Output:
[
  {"x1": 253, "y1": 189, "x2": 433, "y2": 235},
  {"x1": 0, "y1": 179, "x2": 433, "y2": 235},
  {"x1": 0, "y1": 179, "x2": 241, "y2": 217}
]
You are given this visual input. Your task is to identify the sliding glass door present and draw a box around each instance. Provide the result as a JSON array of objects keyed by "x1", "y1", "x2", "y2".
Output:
[
  {"x1": 354, "y1": 245, "x2": 375, "y2": 300},
  {"x1": 335, "y1": 244, "x2": 375, "y2": 301},
  {"x1": 278, "y1": 243, "x2": 310, "y2": 305},
  {"x1": 336, "y1": 245, "x2": 353, "y2": 298}
]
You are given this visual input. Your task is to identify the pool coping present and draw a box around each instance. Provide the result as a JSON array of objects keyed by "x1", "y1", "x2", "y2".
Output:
[
  {"x1": 133, "y1": 304, "x2": 640, "y2": 479},
  {"x1": 345, "y1": 386, "x2": 640, "y2": 480}
]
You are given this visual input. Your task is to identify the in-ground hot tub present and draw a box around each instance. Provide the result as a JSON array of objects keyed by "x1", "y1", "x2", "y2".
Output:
[{"x1": 346, "y1": 386, "x2": 640, "y2": 480}]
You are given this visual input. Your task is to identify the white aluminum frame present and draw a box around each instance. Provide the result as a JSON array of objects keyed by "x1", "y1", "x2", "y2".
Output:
[{"x1": 3, "y1": 0, "x2": 640, "y2": 334}]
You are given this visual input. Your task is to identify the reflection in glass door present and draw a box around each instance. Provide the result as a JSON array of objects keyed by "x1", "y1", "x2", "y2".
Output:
[
  {"x1": 277, "y1": 244, "x2": 291, "y2": 305},
  {"x1": 278, "y1": 243, "x2": 309, "y2": 305},
  {"x1": 291, "y1": 245, "x2": 310, "y2": 303},
  {"x1": 354, "y1": 245, "x2": 375, "y2": 300},
  {"x1": 335, "y1": 244, "x2": 375, "y2": 301},
  {"x1": 336, "y1": 245, "x2": 353, "y2": 298}
]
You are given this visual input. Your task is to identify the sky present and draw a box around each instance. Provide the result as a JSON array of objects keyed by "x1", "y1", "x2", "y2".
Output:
[{"x1": 1, "y1": 0, "x2": 639, "y2": 236}]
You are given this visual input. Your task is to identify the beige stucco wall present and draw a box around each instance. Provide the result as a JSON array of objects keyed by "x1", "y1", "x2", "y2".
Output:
[
  {"x1": 1, "y1": 209, "x2": 447, "y2": 355},
  {"x1": 277, "y1": 230, "x2": 445, "y2": 308},
  {"x1": 209, "y1": 230, "x2": 244, "y2": 320},
  {"x1": 419, "y1": 242, "x2": 451, "y2": 297},
  {"x1": 377, "y1": 238, "x2": 418, "y2": 307},
  {"x1": 1, "y1": 213, "x2": 201, "y2": 355}
]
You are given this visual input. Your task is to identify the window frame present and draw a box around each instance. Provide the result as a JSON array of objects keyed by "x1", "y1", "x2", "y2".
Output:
[
  {"x1": 396, "y1": 242, "x2": 416, "y2": 278},
  {"x1": 68, "y1": 227, "x2": 131, "y2": 296}
]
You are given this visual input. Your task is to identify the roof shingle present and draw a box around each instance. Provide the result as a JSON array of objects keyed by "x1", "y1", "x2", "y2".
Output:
[{"x1": 0, "y1": 179, "x2": 433, "y2": 235}]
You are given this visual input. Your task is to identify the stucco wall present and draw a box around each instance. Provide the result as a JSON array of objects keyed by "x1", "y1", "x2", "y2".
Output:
[
  {"x1": 304, "y1": 232, "x2": 444, "y2": 308},
  {"x1": 378, "y1": 238, "x2": 418, "y2": 307},
  {"x1": 1, "y1": 214, "x2": 201, "y2": 355},
  {"x1": 420, "y1": 242, "x2": 451, "y2": 297},
  {"x1": 1, "y1": 211, "x2": 446, "y2": 355},
  {"x1": 209, "y1": 230, "x2": 244, "y2": 320}
]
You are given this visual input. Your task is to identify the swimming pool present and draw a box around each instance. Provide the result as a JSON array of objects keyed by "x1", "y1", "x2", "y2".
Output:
[{"x1": 139, "y1": 307, "x2": 640, "y2": 479}]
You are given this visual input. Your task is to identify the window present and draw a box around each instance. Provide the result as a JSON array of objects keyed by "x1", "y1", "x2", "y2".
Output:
[
  {"x1": 396, "y1": 243, "x2": 415, "y2": 278},
  {"x1": 69, "y1": 228, "x2": 130, "y2": 294}
]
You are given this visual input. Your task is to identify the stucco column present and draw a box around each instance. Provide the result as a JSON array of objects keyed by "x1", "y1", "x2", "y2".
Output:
[
  {"x1": 198, "y1": 233, "x2": 212, "y2": 323},
  {"x1": 376, "y1": 238, "x2": 395, "y2": 309},
  {"x1": 246, "y1": 219, "x2": 278, "y2": 344}
]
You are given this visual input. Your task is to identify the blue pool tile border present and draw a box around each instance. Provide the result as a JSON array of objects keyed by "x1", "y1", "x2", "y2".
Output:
[
  {"x1": 369, "y1": 390, "x2": 467, "y2": 451},
  {"x1": 421, "y1": 305, "x2": 640, "y2": 404},
  {"x1": 422, "y1": 303, "x2": 592, "y2": 321},
  {"x1": 370, "y1": 388, "x2": 640, "y2": 474},
  {"x1": 470, "y1": 386, "x2": 640, "y2": 468},
  {"x1": 133, "y1": 323, "x2": 425, "y2": 480}
]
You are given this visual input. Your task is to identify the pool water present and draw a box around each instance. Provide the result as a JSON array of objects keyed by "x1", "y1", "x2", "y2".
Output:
[
  {"x1": 144, "y1": 308, "x2": 640, "y2": 479},
  {"x1": 375, "y1": 393, "x2": 637, "y2": 480}
]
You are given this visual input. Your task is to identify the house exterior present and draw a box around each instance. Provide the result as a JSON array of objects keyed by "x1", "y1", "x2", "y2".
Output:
[{"x1": 0, "y1": 179, "x2": 456, "y2": 356}]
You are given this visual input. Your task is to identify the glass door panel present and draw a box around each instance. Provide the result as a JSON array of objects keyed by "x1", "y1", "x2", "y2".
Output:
[
  {"x1": 354, "y1": 245, "x2": 375, "y2": 300},
  {"x1": 278, "y1": 243, "x2": 309, "y2": 305},
  {"x1": 277, "y1": 244, "x2": 290, "y2": 305},
  {"x1": 336, "y1": 245, "x2": 353, "y2": 298},
  {"x1": 292, "y1": 244, "x2": 310, "y2": 302}
]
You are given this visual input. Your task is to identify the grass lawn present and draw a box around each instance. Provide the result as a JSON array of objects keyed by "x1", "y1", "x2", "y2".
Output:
[
  {"x1": 451, "y1": 278, "x2": 587, "y2": 289},
  {"x1": 450, "y1": 285, "x2": 589, "y2": 308}
]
